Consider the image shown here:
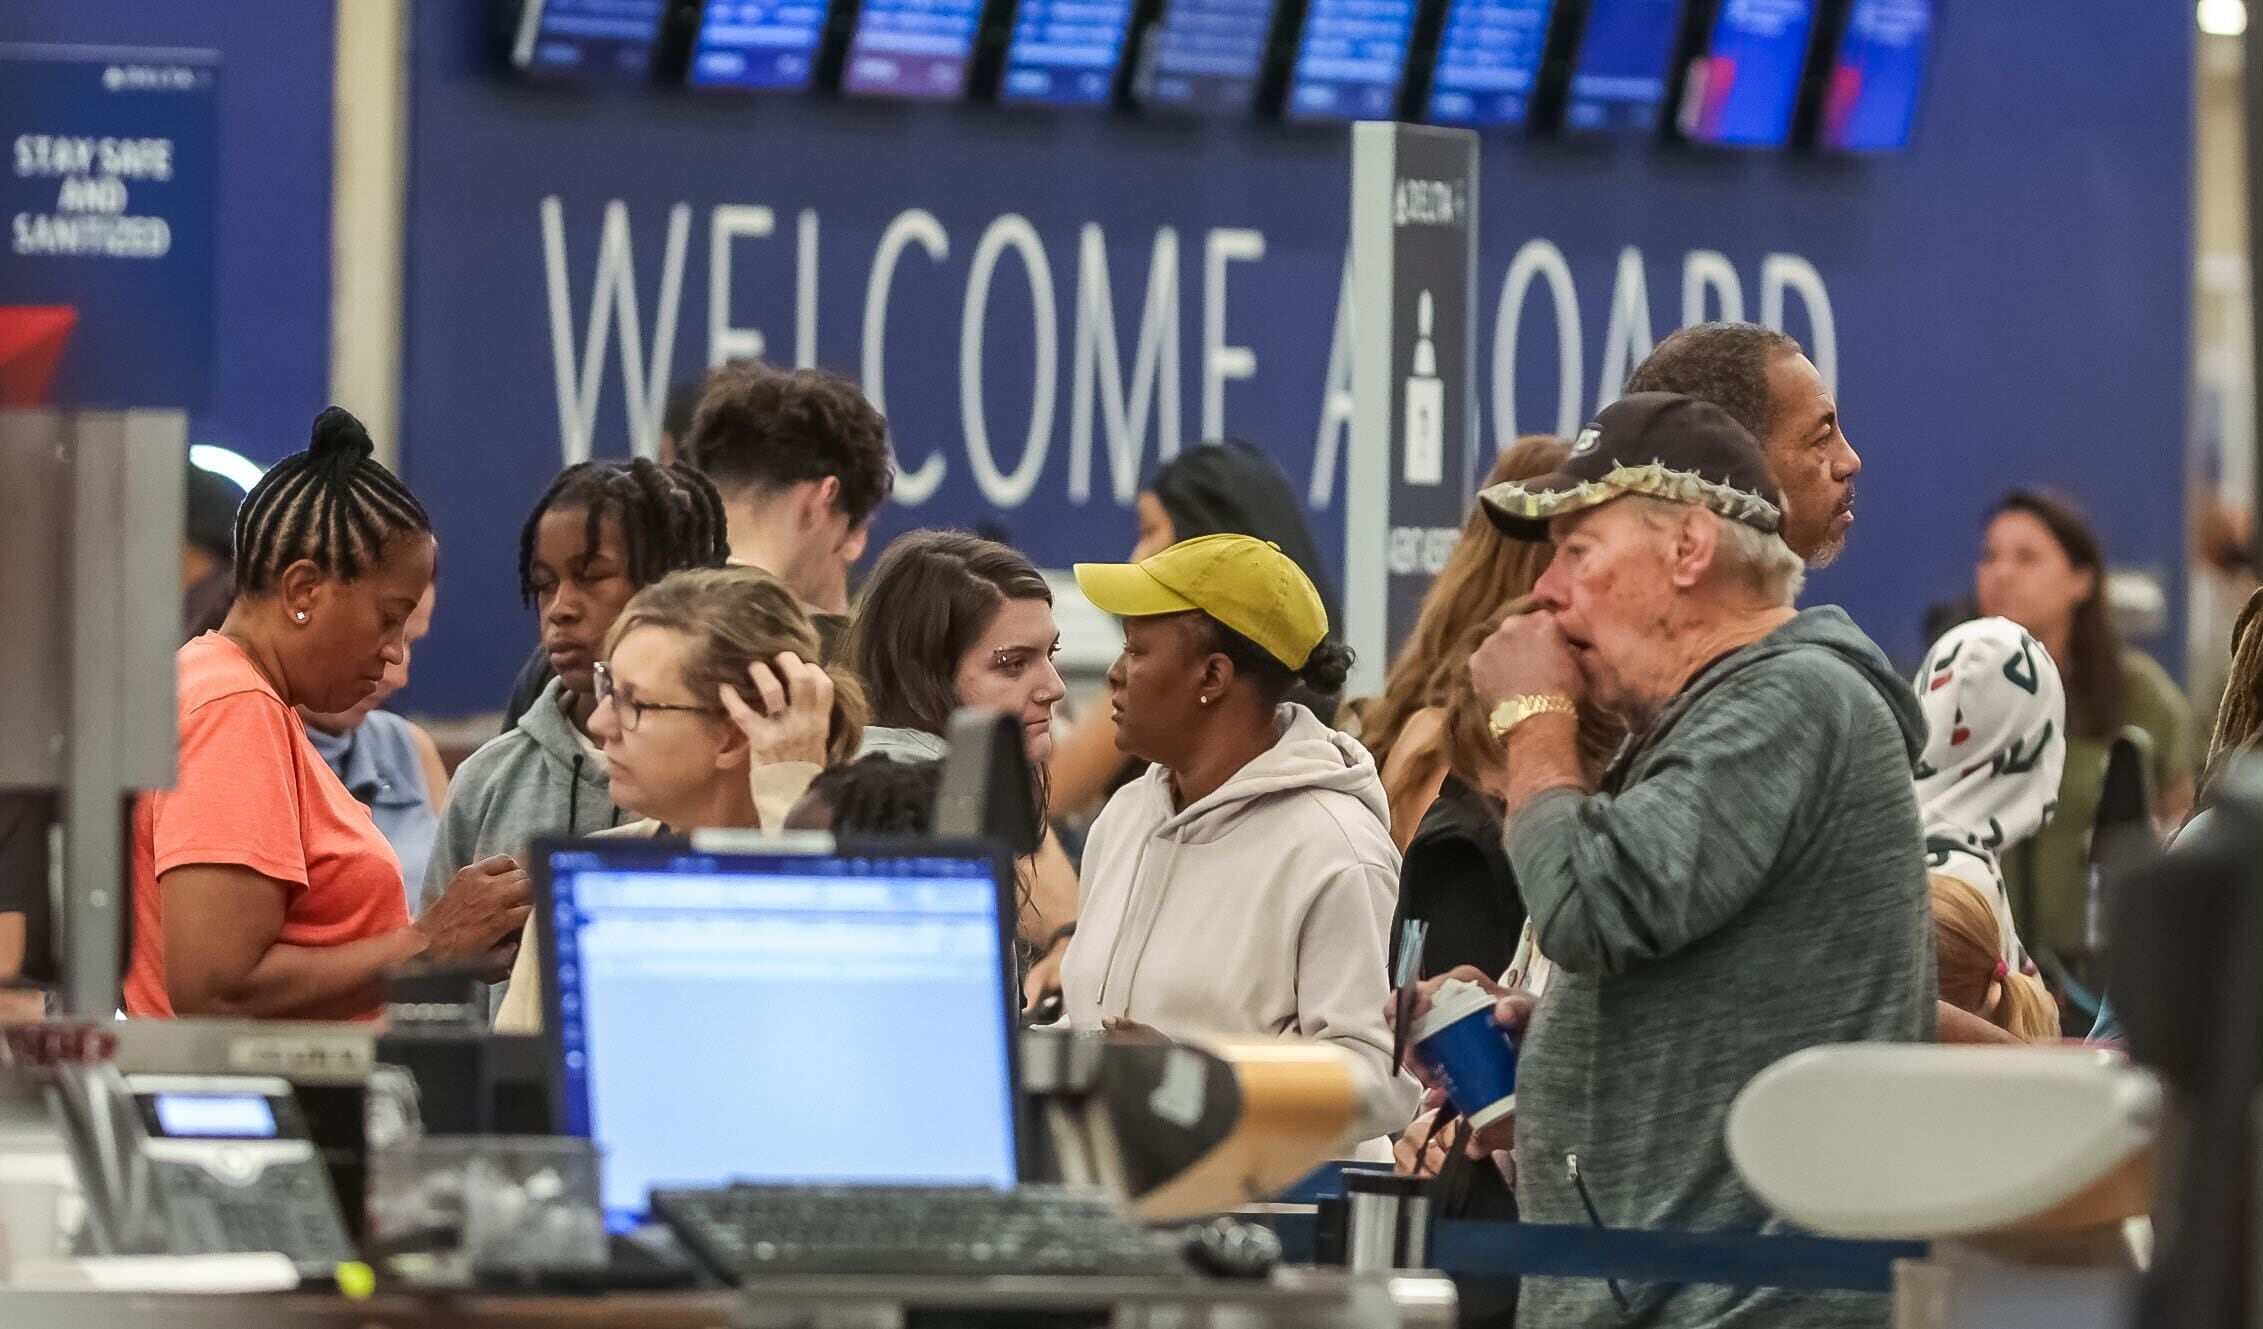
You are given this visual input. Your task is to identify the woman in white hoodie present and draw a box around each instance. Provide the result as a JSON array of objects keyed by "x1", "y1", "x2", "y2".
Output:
[{"x1": 1064, "y1": 534, "x2": 1417, "y2": 1143}]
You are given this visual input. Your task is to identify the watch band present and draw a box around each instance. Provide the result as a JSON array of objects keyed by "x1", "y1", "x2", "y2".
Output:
[{"x1": 1488, "y1": 694, "x2": 1578, "y2": 740}]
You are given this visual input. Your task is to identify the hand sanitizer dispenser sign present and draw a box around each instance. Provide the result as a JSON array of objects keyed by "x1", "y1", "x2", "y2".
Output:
[
  {"x1": 1402, "y1": 290, "x2": 1445, "y2": 486},
  {"x1": 1345, "y1": 123, "x2": 1478, "y2": 694}
]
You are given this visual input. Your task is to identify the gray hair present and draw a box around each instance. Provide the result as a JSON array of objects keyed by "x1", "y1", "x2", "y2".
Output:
[{"x1": 1621, "y1": 497, "x2": 1805, "y2": 606}]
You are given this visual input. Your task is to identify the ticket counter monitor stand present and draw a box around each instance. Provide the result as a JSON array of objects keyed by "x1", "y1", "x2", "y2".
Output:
[{"x1": 1727, "y1": 1044, "x2": 2160, "y2": 1329}]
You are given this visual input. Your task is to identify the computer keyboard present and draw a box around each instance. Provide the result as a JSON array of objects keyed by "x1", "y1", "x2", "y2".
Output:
[{"x1": 650, "y1": 1183, "x2": 1189, "y2": 1281}]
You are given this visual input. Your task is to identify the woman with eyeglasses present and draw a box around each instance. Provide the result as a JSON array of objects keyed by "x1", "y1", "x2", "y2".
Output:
[
  {"x1": 425, "y1": 460, "x2": 730, "y2": 923},
  {"x1": 494, "y1": 566, "x2": 866, "y2": 1031}
]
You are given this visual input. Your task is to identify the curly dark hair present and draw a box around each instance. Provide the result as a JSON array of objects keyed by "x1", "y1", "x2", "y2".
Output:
[
  {"x1": 1624, "y1": 322, "x2": 1803, "y2": 442},
  {"x1": 515, "y1": 459, "x2": 729, "y2": 605},
  {"x1": 680, "y1": 362, "x2": 893, "y2": 527},
  {"x1": 233, "y1": 407, "x2": 430, "y2": 593},
  {"x1": 801, "y1": 755, "x2": 941, "y2": 835}
]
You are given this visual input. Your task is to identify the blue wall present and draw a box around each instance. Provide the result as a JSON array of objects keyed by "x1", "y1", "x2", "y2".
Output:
[
  {"x1": 1, "y1": 0, "x2": 335, "y2": 466},
  {"x1": 398, "y1": 4, "x2": 2192, "y2": 717}
]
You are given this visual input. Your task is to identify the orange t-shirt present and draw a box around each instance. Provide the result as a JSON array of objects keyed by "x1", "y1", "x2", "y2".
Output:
[{"x1": 126, "y1": 634, "x2": 411, "y2": 1020}]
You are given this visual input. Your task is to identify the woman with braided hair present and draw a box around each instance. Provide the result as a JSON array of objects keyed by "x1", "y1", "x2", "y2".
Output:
[
  {"x1": 127, "y1": 408, "x2": 532, "y2": 1020},
  {"x1": 423, "y1": 460, "x2": 730, "y2": 949}
]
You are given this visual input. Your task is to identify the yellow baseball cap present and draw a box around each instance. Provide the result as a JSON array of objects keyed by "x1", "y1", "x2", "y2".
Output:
[{"x1": 1075, "y1": 534, "x2": 1329, "y2": 670}]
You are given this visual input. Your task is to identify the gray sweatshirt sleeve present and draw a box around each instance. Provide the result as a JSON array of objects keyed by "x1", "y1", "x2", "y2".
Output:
[
  {"x1": 420, "y1": 766, "x2": 488, "y2": 915},
  {"x1": 1505, "y1": 660, "x2": 1841, "y2": 977}
]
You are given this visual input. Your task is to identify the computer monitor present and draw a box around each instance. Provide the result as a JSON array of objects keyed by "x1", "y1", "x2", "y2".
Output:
[
  {"x1": 1811, "y1": 0, "x2": 1932, "y2": 152},
  {"x1": 1000, "y1": 0, "x2": 1140, "y2": 105},
  {"x1": 1421, "y1": 0, "x2": 1566, "y2": 130},
  {"x1": 1283, "y1": 0, "x2": 1422, "y2": 122},
  {"x1": 1131, "y1": 0, "x2": 1286, "y2": 112},
  {"x1": 685, "y1": 0, "x2": 835, "y2": 91},
  {"x1": 1560, "y1": 0, "x2": 1685, "y2": 134},
  {"x1": 511, "y1": 0, "x2": 671, "y2": 79},
  {"x1": 1675, "y1": 0, "x2": 1822, "y2": 148},
  {"x1": 841, "y1": 0, "x2": 990, "y2": 97},
  {"x1": 535, "y1": 836, "x2": 1024, "y2": 1233}
]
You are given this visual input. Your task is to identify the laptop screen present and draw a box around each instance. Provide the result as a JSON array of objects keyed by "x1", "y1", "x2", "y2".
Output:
[{"x1": 537, "y1": 839, "x2": 1021, "y2": 1231}]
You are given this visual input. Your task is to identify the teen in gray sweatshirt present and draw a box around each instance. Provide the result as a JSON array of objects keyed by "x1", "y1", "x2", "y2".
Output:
[{"x1": 422, "y1": 675, "x2": 623, "y2": 915}]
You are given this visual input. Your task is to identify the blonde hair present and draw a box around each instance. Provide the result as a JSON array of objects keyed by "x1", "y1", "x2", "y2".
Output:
[
  {"x1": 1930, "y1": 875, "x2": 2059, "y2": 1042},
  {"x1": 607, "y1": 566, "x2": 868, "y2": 764}
]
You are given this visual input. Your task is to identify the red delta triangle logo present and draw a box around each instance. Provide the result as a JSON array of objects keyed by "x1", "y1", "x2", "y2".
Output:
[{"x1": 0, "y1": 307, "x2": 77, "y2": 406}]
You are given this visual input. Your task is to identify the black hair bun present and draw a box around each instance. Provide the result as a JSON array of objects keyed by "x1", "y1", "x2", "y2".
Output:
[
  {"x1": 307, "y1": 406, "x2": 374, "y2": 465},
  {"x1": 1299, "y1": 638, "x2": 1355, "y2": 696}
]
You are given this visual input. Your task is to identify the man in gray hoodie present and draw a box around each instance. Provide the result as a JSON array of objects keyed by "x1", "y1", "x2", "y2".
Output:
[{"x1": 1469, "y1": 393, "x2": 1932, "y2": 1329}]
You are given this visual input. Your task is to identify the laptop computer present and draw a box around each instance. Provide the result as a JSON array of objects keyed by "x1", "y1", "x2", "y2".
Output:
[{"x1": 531, "y1": 834, "x2": 1025, "y2": 1233}]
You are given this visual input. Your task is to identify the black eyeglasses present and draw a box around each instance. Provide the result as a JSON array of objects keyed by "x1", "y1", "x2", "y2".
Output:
[{"x1": 591, "y1": 661, "x2": 722, "y2": 733}]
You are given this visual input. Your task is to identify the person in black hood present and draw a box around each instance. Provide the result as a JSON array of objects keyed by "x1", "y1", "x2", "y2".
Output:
[{"x1": 1051, "y1": 441, "x2": 1342, "y2": 815}]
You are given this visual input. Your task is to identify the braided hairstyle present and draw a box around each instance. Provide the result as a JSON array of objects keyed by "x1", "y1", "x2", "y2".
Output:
[
  {"x1": 232, "y1": 407, "x2": 430, "y2": 594},
  {"x1": 515, "y1": 458, "x2": 729, "y2": 605},
  {"x1": 2203, "y1": 587, "x2": 2263, "y2": 799}
]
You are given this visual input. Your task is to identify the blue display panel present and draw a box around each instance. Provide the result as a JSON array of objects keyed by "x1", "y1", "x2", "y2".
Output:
[
  {"x1": 1001, "y1": 0, "x2": 1136, "y2": 103},
  {"x1": 1562, "y1": 0, "x2": 1682, "y2": 133},
  {"x1": 687, "y1": 0, "x2": 832, "y2": 90},
  {"x1": 1678, "y1": 0, "x2": 1818, "y2": 146},
  {"x1": 1286, "y1": 0, "x2": 1420, "y2": 121},
  {"x1": 1134, "y1": 0, "x2": 1280, "y2": 111},
  {"x1": 547, "y1": 846, "x2": 1018, "y2": 1231},
  {"x1": 842, "y1": 0, "x2": 985, "y2": 97},
  {"x1": 1424, "y1": 0, "x2": 1558, "y2": 127},
  {"x1": 513, "y1": 0, "x2": 668, "y2": 78},
  {"x1": 1818, "y1": 0, "x2": 1930, "y2": 151}
]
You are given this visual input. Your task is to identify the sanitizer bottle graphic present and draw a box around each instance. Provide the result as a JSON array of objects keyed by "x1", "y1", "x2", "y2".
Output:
[{"x1": 1403, "y1": 290, "x2": 1444, "y2": 486}]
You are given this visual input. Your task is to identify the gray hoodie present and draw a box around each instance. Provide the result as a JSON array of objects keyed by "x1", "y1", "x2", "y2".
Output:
[
  {"x1": 1058, "y1": 704, "x2": 1419, "y2": 1143},
  {"x1": 1507, "y1": 607, "x2": 1933, "y2": 1329},
  {"x1": 421, "y1": 676, "x2": 622, "y2": 913}
]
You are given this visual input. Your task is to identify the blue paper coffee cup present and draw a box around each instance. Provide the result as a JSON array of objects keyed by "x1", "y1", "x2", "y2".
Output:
[{"x1": 1411, "y1": 978, "x2": 1518, "y2": 1130}]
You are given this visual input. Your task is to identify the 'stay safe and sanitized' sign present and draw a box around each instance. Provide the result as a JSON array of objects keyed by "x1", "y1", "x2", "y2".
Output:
[{"x1": 0, "y1": 44, "x2": 218, "y2": 410}]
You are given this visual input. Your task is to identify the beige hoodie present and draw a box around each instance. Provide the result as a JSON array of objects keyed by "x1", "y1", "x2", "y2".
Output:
[{"x1": 1059, "y1": 705, "x2": 1418, "y2": 1142}]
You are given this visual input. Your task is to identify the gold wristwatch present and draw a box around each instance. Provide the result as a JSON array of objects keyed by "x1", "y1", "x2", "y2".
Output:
[{"x1": 1488, "y1": 694, "x2": 1577, "y2": 741}]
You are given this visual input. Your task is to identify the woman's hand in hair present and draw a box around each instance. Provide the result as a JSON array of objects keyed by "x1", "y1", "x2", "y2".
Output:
[{"x1": 719, "y1": 652, "x2": 835, "y2": 768}]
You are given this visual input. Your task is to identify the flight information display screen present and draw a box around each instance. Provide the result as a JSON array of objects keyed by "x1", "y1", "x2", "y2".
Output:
[
  {"x1": 1285, "y1": 0, "x2": 1420, "y2": 121},
  {"x1": 1561, "y1": 0, "x2": 1682, "y2": 133},
  {"x1": 1001, "y1": 0, "x2": 1137, "y2": 104},
  {"x1": 514, "y1": 0, "x2": 668, "y2": 78},
  {"x1": 687, "y1": 0, "x2": 832, "y2": 90},
  {"x1": 1424, "y1": 0, "x2": 1558, "y2": 128},
  {"x1": 1134, "y1": 0, "x2": 1280, "y2": 112},
  {"x1": 1817, "y1": 0, "x2": 1931, "y2": 151},
  {"x1": 842, "y1": 0, "x2": 986, "y2": 98},
  {"x1": 1678, "y1": 0, "x2": 1818, "y2": 147}
]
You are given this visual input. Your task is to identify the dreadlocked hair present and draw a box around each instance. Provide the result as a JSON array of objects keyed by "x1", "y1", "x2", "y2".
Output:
[
  {"x1": 2204, "y1": 586, "x2": 2263, "y2": 798},
  {"x1": 232, "y1": 407, "x2": 430, "y2": 594},
  {"x1": 515, "y1": 458, "x2": 729, "y2": 605}
]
